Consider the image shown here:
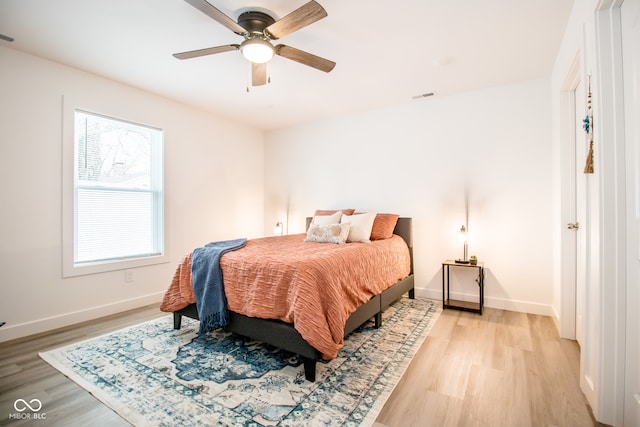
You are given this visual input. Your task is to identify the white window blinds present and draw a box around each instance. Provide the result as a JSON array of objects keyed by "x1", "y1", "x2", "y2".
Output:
[{"x1": 74, "y1": 110, "x2": 164, "y2": 265}]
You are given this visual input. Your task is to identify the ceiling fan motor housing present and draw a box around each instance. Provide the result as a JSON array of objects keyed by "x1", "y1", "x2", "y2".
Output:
[{"x1": 237, "y1": 11, "x2": 275, "y2": 35}]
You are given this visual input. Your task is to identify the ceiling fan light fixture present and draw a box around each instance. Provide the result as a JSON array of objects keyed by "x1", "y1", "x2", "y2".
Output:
[
  {"x1": 241, "y1": 37, "x2": 274, "y2": 63},
  {"x1": 175, "y1": 0, "x2": 335, "y2": 86}
]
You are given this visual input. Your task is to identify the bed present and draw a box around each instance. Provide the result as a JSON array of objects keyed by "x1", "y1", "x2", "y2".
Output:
[{"x1": 162, "y1": 215, "x2": 414, "y2": 382}]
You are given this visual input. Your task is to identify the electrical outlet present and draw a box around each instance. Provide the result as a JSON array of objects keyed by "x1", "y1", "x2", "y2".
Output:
[{"x1": 125, "y1": 270, "x2": 134, "y2": 283}]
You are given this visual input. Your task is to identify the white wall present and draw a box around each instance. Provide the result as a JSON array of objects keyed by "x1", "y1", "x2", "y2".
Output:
[
  {"x1": 0, "y1": 46, "x2": 265, "y2": 342},
  {"x1": 264, "y1": 79, "x2": 554, "y2": 315}
]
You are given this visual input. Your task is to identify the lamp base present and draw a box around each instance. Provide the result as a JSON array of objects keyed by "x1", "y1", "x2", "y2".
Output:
[{"x1": 455, "y1": 259, "x2": 470, "y2": 264}]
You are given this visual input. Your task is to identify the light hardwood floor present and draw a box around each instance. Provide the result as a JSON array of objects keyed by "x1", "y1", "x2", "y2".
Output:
[
  {"x1": 376, "y1": 306, "x2": 605, "y2": 427},
  {"x1": 0, "y1": 302, "x2": 604, "y2": 426}
]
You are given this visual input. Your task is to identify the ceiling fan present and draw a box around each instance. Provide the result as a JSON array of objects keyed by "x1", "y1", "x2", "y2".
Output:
[{"x1": 174, "y1": 0, "x2": 336, "y2": 87}]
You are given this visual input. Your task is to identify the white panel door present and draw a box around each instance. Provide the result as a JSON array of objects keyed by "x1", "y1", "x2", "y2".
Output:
[{"x1": 622, "y1": 0, "x2": 640, "y2": 424}]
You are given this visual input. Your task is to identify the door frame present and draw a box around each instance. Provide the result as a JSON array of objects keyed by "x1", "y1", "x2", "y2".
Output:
[
  {"x1": 558, "y1": 1, "x2": 627, "y2": 424},
  {"x1": 591, "y1": 0, "x2": 627, "y2": 424},
  {"x1": 620, "y1": 0, "x2": 640, "y2": 425},
  {"x1": 621, "y1": 0, "x2": 640, "y2": 424}
]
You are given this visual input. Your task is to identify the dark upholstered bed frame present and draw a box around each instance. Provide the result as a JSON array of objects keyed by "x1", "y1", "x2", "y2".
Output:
[{"x1": 172, "y1": 217, "x2": 415, "y2": 382}]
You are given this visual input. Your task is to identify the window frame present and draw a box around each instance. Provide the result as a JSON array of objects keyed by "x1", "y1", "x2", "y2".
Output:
[{"x1": 62, "y1": 96, "x2": 170, "y2": 278}]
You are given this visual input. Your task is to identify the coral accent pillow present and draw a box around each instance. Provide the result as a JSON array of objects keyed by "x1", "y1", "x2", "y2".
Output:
[
  {"x1": 340, "y1": 212, "x2": 377, "y2": 243},
  {"x1": 314, "y1": 209, "x2": 356, "y2": 216},
  {"x1": 304, "y1": 223, "x2": 351, "y2": 244},
  {"x1": 370, "y1": 214, "x2": 400, "y2": 240}
]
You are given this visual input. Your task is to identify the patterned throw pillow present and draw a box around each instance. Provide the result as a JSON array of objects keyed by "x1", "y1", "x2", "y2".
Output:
[{"x1": 304, "y1": 223, "x2": 351, "y2": 244}]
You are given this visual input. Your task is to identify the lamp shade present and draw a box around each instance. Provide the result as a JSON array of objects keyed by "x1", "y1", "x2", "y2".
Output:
[
  {"x1": 274, "y1": 221, "x2": 284, "y2": 236},
  {"x1": 456, "y1": 225, "x2": 469, "y2": 263},
  {"x1": 458, "y1": 225, "x2": 467, "y2": 241},
  {"x1": 241, "y1": 38, "x2": 274, "y2": 63}
]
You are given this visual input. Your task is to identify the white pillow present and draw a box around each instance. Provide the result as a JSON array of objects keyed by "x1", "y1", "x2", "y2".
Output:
[
  {"x1": 340, "y1": 212, "x2": 377, "y2": 242},
  {"x1": 304, "y1": 223, "x2": 351, "y2": 244},
  {"x1": 312, "y1": 210, "x2": 342, "y2": 225}
]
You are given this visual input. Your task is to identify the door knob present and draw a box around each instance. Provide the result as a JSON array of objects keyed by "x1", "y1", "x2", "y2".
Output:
[{"x1": 567, "y1": 222, "x2": 580, "y2": 230}]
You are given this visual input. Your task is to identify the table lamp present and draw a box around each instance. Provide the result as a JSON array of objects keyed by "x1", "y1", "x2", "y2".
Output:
[{"x1": 455, "y1": 225, "x2": 469, "y2": 264}]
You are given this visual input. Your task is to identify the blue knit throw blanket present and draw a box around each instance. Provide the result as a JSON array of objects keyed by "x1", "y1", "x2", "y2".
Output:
[{"x1": 191, "y1": 238, "x2": 247, "y2": 335}]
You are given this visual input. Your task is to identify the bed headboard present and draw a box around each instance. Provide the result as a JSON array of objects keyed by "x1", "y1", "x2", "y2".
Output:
[
  {"x1": 394, "y1": 218, "x2": 413, "y2": 248},
  {"x1": 395, "y1": 218, "x2": 414, "y2": 274}
]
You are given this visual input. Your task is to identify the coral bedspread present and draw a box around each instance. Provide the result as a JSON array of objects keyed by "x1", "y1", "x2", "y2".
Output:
[{"x1": 160, "y1": 233, "x2": 411, "y2": 359}]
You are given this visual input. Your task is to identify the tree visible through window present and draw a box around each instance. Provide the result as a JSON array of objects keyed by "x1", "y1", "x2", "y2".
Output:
[{"x1": 74, "y1": 110, "x2": 164, "y2": 265}]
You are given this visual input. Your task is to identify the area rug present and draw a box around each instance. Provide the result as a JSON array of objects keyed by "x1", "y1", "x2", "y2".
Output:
[{"x1": 40, "y1": 297, "x2": 440, "y2": 426}]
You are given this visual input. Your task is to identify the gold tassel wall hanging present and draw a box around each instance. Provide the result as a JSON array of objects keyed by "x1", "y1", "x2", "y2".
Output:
[
  {"x1": 583, "y1": 74, "x2": 594, "y2": 174},
  {"x1": 584, "y1": 140, "x2": 594, "y2": 173}
]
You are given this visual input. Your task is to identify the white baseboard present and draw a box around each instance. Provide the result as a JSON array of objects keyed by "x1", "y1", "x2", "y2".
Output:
[
  {"x1": 550, "y1": 305, "x2": 561, "y2": 335},
  {"x1": 0, "y1": 292, "x2": 164, "y2": 343},
  {"x1": 1, "y1": 288, "x2": 557, "y2": 343},
  {"x1": 417, "y1": 287, "x2": 555, "y2": 317}
]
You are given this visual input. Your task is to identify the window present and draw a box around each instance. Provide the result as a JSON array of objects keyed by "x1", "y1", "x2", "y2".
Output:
[{"x1": 63, "y1": 108, "x2": 166, "y2": 276}]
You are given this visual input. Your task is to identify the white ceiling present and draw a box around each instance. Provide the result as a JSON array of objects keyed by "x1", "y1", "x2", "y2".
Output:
[{"x1": 1, "y1": 0, "x2": 574, "y2": 131}]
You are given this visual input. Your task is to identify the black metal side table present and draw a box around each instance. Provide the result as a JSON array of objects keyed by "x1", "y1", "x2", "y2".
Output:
[{"x1": 442, "y1": 260, "x2": 484, "y2": 314}]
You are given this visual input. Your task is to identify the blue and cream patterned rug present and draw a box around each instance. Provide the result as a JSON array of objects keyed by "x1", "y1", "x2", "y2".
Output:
[{"x1": 40, "y1": 297, "x2": 440, "y2": 426}]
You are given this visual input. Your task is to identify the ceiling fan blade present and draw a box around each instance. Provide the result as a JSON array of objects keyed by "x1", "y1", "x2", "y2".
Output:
[
  {"x1": 275, "y1": 45, "x2": 335, "y2": 73},
  {"x1": 184, "y1": 0, "x2": 247, "y2": 35},
  {"x1": 173, "y1": 44, "x2": 239, "y2": 60},
  {"x1": 252, "y1": 63, "x2": 267, "y2": 86},
  {"x1": 265, "y1": 0, "x2": 327, "y2": 40}
]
